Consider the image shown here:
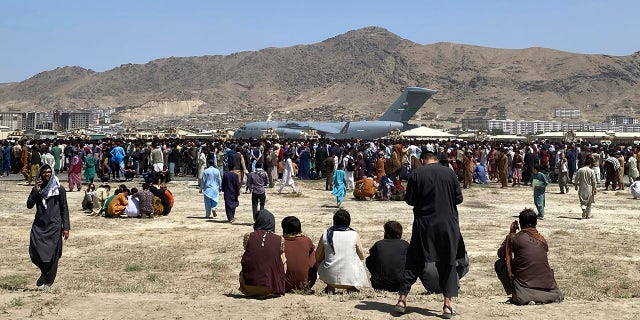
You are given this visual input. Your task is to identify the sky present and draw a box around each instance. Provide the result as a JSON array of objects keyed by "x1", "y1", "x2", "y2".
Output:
[{"x1": 2, "y1": 0, "x2": 639, "y2": 83}]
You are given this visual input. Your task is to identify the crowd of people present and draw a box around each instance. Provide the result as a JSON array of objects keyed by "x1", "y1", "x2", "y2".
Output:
[{"x1": 12, "y1": 135, "x2": 639, "y2": 312}]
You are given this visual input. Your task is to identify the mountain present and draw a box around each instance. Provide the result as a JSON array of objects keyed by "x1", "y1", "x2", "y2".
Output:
[{"x1": 1, "y1": 26, "x2": 639, "y2": 130}]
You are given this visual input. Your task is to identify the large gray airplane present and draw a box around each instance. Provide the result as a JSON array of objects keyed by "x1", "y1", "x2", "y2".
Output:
[{"x1": 232, "y1": 86, "x2": 436, "y2": 139}]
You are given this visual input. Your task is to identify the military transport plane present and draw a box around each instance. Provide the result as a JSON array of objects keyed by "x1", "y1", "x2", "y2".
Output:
[{"x1": 233, "y1": 86, "x2": 436, "y2": 139}]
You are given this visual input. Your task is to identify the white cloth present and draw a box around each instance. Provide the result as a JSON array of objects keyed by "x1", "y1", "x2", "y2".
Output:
[
  {"x1": 317, "y1": 230, "x2": 369, "y2": 288},
  {"x1": 278, "y1": 158, "x2": 296, "y2": 192},
  {"x1": 41, "y1": 153, "x2": 56, "y2": 174},
  {"x1": 631, "y1": 181, "x2": 640, "y2": 199},
  {"x1": 627, "y1": 157, "x2": 639, "y2": 179},
  {"x1": 39, "y1": 174, "x2": 61, "y2": 209},
  {"x1": 125, "y1": 195, "x2": 141, "y2": 217}
]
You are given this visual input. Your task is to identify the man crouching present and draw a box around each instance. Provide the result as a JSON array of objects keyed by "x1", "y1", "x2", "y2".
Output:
[{"x1": 495, "y1": 208, "x2": 563, "y2": 305}]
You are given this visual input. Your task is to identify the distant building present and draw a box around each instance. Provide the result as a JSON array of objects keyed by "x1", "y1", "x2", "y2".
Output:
[
  {"x1": 0, "y1": 112, "x2": 23, "y2": 130},
  {"x1": 60, "y1": 111, "x2": 97, "y2": 130},
  {"x1": 23, "y1": 112, "x2": 55, "y2": 130},
  {"x1": 606, "y1": 114, "x2": 638, "y2": 125},
  {"x1": 461, "y1": 118, "x2": 489, "y2": 131},
  {"x1": 487, "y1": 119, "x2": 563, "y2": 135},
  {"x1": 554, "y1": 108, "x2": 581, "y2": 118}
]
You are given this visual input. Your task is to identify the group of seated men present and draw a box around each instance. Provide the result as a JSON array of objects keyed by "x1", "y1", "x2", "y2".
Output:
[
  {"x1": 82, "y1": 182, "x2": 174, "y2": 218},
  {"x1": 238, "y1": 207, "x2": 563, "y2": 307},
  {"x1": 238, "y1": 209, "x2": 469, "y2": 297}
]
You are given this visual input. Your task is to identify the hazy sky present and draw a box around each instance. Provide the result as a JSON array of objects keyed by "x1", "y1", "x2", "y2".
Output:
[{"x1": 2, "y1": 0, "x2": 639, "y2": 83}]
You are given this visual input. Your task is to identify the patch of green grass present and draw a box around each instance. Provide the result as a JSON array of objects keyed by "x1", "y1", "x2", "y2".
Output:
[
  {"x1": 552, "y1": 229, "x2": 571, "y2": 236},
  {"x1": 146, "y1": 273, "x2": 160, "y2": 282},
  {"x1": 125, "y1": 264, "x2": 143, "y2": 272},
  {"x1": 0, "y1": 274, "x2": 29, "y2": 290},
  {"x1": 8, "y1": 297, "x2": 23, "y2": 307},
  {"x1": 210, "y1": 260, "x2": 226, "y2": 278},
  {"x1": 581, "y1": 264, "x2": 602, "y2": 278},
  {"x1": 282, "y1": 192, "x2": 306, "y2": 198}
]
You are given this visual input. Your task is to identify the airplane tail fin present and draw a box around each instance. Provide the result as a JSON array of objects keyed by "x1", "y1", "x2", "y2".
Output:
[{"x1": 378, "y1": 87, "x2": 437, "y2": 122}]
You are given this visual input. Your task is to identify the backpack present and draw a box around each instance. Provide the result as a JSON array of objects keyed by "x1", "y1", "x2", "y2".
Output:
[{"x1": 346, "y1": 156, "x2": 355, "y2": 171}]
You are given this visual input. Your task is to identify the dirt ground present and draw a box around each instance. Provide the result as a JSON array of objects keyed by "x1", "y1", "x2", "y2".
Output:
[{"x1": 0, "y1": 174, "x2": 639, "y2": 320}]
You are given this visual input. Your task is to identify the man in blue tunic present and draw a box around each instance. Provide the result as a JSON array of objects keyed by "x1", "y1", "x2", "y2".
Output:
[{"x1": 201, "y1": 159, "x2": 222, "y2": 218}]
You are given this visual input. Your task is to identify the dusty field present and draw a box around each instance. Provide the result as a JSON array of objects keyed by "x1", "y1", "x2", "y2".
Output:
[{"x1": 0, "y1": 174, "x2": 639, "y2": 320}]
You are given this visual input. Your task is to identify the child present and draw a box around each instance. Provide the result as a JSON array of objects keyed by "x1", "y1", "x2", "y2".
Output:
[{"x1": 82, "y1": 183, "x2": 96, "y2": 212}]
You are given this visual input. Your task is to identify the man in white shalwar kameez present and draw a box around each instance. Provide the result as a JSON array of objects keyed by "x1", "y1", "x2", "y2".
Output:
[
  {"x1": 573, "y1": 158, "x2": 597, "y2": 219},
  {"x1": 278, "y1": 153, "x2": 297, "y2": 194}
]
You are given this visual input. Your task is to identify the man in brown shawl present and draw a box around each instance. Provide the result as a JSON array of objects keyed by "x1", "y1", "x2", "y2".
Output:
[{"x1": 495, "y1": 208, "x2": 563, "y2": 305}]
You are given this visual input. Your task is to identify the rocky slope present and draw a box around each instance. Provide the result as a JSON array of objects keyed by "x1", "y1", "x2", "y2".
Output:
[{"x1": 1, "y1": 26, "x2": 639, "y2": 130}]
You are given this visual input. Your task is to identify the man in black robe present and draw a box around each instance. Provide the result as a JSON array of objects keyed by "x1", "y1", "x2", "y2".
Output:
[
  {"x1": 27, "y1": 164, "x2": 70, "y2": 290},
  {"x1": 395, "y1": 151, "x2": 465, "y2": 319}
]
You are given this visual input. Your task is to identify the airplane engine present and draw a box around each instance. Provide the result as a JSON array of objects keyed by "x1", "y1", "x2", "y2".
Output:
[{"x1": 276, "y1": 128, "x2": 306, "y2": 138}]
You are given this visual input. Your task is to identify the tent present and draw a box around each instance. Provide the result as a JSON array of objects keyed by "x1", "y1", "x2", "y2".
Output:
[{"x1": 401, "y1": 127, "x2": 455, "y2": 139}]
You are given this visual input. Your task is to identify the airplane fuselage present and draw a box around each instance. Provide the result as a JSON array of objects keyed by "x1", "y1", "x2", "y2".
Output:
[{"x1": 233, "y1": 120, "x2": 404, "y2": 140}]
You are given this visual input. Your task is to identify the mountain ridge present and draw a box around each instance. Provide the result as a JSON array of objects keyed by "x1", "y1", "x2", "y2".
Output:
[{"x1": 1, "y1": 26, "x2": 639, "y2": 130}]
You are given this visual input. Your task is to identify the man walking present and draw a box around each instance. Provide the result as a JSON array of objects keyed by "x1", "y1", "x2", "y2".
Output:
[
  {"x1": 395, "y1": 150, "x2": 465, "y2": 319},
  {"x1": 247, "y1": 161, "x2": 269, "y2": 220},
  {"x1": 573, "y1": 158, "x2": 597, "y2": 219},
  {"x1": 201, "y1": 159, "x2": 221, "y2": 218}
]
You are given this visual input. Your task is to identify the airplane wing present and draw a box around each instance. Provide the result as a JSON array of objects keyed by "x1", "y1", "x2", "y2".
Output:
[{"x1": 280, "y1": 122, "x2": 342, "y2": 134}]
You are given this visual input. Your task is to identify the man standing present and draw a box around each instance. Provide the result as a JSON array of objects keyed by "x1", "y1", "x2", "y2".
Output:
[
  {"x1": 531, "y1": 165, "x2": 549, "y2": 220},
  {"x1": 27, "y1": 164, "x2": 70, "y2": 290},
  {"x1": 573, "y1": 158, "x2": 597, "y2": 219},
  {"x1": 616, "y1": 151, "x2": 626, "y2": 190},
  {"x1": 150, "y1": 143, "x2": 164, "y2": 184},
  {"x1": 396, "y1": 151, "x2": 465, "y2": 319},
  {"x1": 496, "y1": 149, "x2": 509, "y2": 188},
  {"x1": 566, "y1": 146, "x2": 577, "y2": 181},
  {"x1": 41, "y1": 146, "x2": 55, "y2": 174},
  {"x1": 221, "y1": 166, "x2": 240, "y2": 223},
  {"x1": 110, "y1": 141, "x2": 126, "y2": 181},
  {"x1": 201, "y1": 159, "x2": 222, "y2": 218},
  {"x1": 462, "y1": 151, "x2": 474, "y2": 189},
  {"x1": 323, "y1": 154, "x2": 335, "y2": 191},
  {"x1": 557, "y1": 151, "x2": 570, "y2": 194},
  {"x1": 278, "y1": 152, "x2": 297, "y2": 194},
  {"x1": 11, "y1": 142, "x2": 22, "y2": 174},
  {"x1": 27, "y1": 145, "x2": 41, "y2": 185},
  {"x1": 51, "y1": 142, "x2": 63, "y2": 174},
  {"x1": 247, "y1": 161, "x2": 269, "y2": 220}
]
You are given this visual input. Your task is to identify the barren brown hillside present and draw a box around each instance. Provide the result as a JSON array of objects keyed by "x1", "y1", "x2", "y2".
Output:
[{"x1": 1, "y1": 26, "x2": 639, "y2": 130}]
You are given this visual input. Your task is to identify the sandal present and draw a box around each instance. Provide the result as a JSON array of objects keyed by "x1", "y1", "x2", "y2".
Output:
[
  {"x1": 346, "y1": 287, "x2": 360, "y2": 294},
  {"x1": 442, "y1": 304, "x2": 457, "y2": 319},
  {"x1": 394, "y1": 300, "x2": 406, "y2": 314},
  {"x1": 323, "y1": 286, "x2": 336, "y2": 295}
]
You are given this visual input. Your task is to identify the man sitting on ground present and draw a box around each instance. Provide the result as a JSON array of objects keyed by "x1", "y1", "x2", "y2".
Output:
[
  {"x1": 353, "y1": 176, "x2": 378, "y2": 200},
  {"x1": 495, "y1": 208, "x2": 564, "y2": 305},
  {"x1": 366, "y1": 221, "x2": 408, "y2": 292},
  {"x1": 366, "y1": 221, "x2": 468, "y2": 293},
  {"x1": 124, "y1": 187, "x2": 141, "y2": 218},
  {"x1": 281, "y1": 216, "x2": 317, "y2": 293}
]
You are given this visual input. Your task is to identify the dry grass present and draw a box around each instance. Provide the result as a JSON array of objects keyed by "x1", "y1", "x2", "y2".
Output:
[
  {"x1": 0, "y1": 275, "x2": 29, "y2": 291},
  {"x1": 1, "y1": 178, "x2": 639, "y2": 319}
]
